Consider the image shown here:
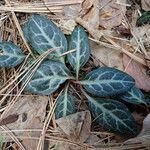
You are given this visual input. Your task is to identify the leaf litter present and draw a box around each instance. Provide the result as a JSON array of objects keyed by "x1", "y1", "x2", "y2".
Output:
[{"x1": 0, "y1": 0, "x2": 150, "y2": 150}]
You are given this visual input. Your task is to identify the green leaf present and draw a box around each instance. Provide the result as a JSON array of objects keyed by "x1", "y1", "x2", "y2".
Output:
[
  {"x1": 24, "y1": 60, "x2": 72, "y2": 95},
  {"x1": 0, "y1": 42, "x2": 25, "y2": 68},
  {"x1": 119, "y1": 86, "x2": 146, "y2": 105},
  {"x1": 136, "y1": 11, "x2": 150, "y2": 26},
  {"x1": 144, "y1": 94, "x2": 150, "y2": 104},
  {"x1": 55, "y1": 85, "x2": 76, "y2": 119},
  {"x1": 81, "y1": 67, "x2": 135, "y2": 97},
  {"x1": 23, "y1": 14, "x2": 67, "y2": 62},
  {"x1": 67, "y1": 25, "x2": 91, "y2": 78},
  {"x1": 87, "y1": 95, "x2": 139, "y2": 136}
]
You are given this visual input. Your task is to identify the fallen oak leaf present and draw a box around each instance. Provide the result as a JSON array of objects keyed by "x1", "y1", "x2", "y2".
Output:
[{"x1": 123, "y1": 54, "x2": 150, "y2": 92}]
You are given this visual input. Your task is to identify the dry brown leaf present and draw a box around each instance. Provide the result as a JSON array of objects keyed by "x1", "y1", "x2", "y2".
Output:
[
  {"x1": 91, "y1": 41, "x2": 123, "y2": 70},
  {"x1": 132, "y1": 112, "x2": 145, "y2": 125},
  {"x1": 81, "y1": 0, "x2": 94, "y2": 16},
  {"x1": 141, "y1": 0, "x2": 150, "y2": 11},
  {"x1": 76, "y1": 0, "x2": 102, "y2": 40},
  {"x1": 56, "y1": 110, "x2": 91, "y2": 143},
  {"x1": 81, "y1": 0, "x2": 127, "y2": 29},
  {"x1": 125, "y1": 113, "x2": 150, "y2": 145},
  {"x1": 58, "y1": 19, "x2": 77, "y2": 34},
  {"x1": 63, "y1": 4, "x2": 82, "y2": 19},
  {"x1": 0, "y1": 96, "x2": 48, "y2": 149},
  {"x1": 123, "y1": 54, "x2": 150, "y2": 92},
  {"x1": 82, "y1": 0, "x2": 99, "y2": 28},
  {"x1": 20, "y1": 118, "x2": 43, "y2": 150},
  {"x1": 99, "y1": 0, "x2": 127, "y2": 29},
  {"x1": 85, "y1": 133, "x2": 101, "y2": 145}
]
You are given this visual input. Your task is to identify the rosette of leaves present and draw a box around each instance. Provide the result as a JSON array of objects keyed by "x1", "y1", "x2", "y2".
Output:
[
  {"x1": 1, "y1": 14, "x2": 141, "y2": 137},
  {"x1": 0, "y1": 42, "x2": 25, "y2": 68}
]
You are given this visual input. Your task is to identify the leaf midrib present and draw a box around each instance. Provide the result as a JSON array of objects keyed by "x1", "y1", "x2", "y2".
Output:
[
  {"x1": 75, "y1": 29, "x2": 80, "y2": 79},
  {"x1": 63, "y1": 88, "x2": 68, "y2": 117},
  {"x1": 80, "y1": 79, "x2": 134, "y2": 85},
  {"x1": 32, "y1": 75, "x2": 73, "y2": 82},
  {"x1": 4, "y1": 53, "x2": 25, "y2": 58}
]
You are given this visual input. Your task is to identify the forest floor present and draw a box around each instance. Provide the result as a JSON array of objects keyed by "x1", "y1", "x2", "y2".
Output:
[{"x1": 0, "y1": 0, "x2": 150, "y2": 150}]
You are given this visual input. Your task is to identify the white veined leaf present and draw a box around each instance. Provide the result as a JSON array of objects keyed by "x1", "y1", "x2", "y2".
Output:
[
  {"x1": 55, "y1": 85, "x2": 76, "y2": 119},
  {"x1": 87, "y1": 95, "x2": 139, "y2": 137},
  {"x1": 22, "y1": 14, "x2": 67, "y2": 62},
  {"x1": 67, "y1": 25, "x2": 91, "y2": 79},
  {"x1": 119, "y1": 86, "x2": 147, "y2": 105},
  {"x1": 81, "y1": 67, "x2": 135, "y2": 97},
  {"x1": 0, "y1": 42, "x2": 25, "y2": 68},
  {"x1": 24, "y1": 60, "x2": 72, "y2": 95}
]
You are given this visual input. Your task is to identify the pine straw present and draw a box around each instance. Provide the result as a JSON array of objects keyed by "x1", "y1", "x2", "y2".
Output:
[
  {"x1": 0, "y1": 0, "x2": 150, "y2": 150},
  {"x1": 0, "y1": 0, "x2": 83, "y2": 13}
]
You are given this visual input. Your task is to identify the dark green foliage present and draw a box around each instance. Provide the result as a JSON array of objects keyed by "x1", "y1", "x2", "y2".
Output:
[
  {"x1": 55, "y1": 86, "x2": 76, "y2": 119},
  {"x1": 24, "y1": 60, "x2": 72, "y2": 95},
  {"x1": 136, "y1": 11, "x2": 150, "y2": 26},
  {"x1": 81, "y1": 67, "x2": 135, "y2": 97},
  {"x1": 0, "y1": 42, "x2": 25, "y2": 68},
  {"x1": 1, "y1": 14, "x2": 141, "y2": 137},
  {"x1": 120, "y1": 86, "x2": 146, "y2": 105},
  {"x1": 144, "y1": 94, "x2": 150, "y2": 104},
  {"x1": 87, "y1": 96, "x2": 139, "y2": 136},
  {"x1": 67, "y1": 26, "x2": 91, "y2": 78},
  {"x1": 22, "y1": 14, "x2": 67, "y2": 62}
]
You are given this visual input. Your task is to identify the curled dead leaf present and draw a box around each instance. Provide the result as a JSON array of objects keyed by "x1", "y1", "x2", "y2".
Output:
[{"x1": 123, "y1": 54, "x2": 150, "y2": 92}]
